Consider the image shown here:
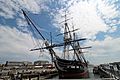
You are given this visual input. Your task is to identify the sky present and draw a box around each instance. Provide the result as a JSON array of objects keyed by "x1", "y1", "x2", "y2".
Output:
[{"x1": 0, "y1": 0, "x2": 120, "y2": 65}]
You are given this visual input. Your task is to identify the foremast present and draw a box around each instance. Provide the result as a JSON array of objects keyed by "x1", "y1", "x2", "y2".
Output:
[{"x1": 22, "y1": 10, "x2": 57, "y2": 61}]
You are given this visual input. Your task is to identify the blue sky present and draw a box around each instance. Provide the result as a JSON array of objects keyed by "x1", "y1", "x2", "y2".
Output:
[{"x1": 0, "y1": 0, "x2": 120, "y2": 65}]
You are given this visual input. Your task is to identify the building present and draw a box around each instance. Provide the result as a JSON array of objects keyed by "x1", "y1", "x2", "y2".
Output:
[
  {"x1": 5, "y1": 61, "x2": 32, "y2": 66},
  {"x1": 34, "y1": 60, "x2": 49, "y2": 66}
]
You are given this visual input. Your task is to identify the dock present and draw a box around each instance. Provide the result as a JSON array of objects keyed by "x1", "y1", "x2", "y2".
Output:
[
  {"x1": 0, "y1": 61, "x2": 120, "y2": 79},
  {"x1": 0, "y1": 66, "x2": 58, "y2": 80},
  {"x1": 93, "y1": 62, "x2": 120, "y2": 79},
  {"x1": 0, "y1": 61, "x2": 58, "y2": 80}
]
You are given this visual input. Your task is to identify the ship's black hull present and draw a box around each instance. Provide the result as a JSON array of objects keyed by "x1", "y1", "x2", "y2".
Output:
[
  {"x1": 59, "y1": 70, "x2": 89, "y2": 79},
  {"x1": 54, "y1": 57, "x2": 89, "y2": 79}
]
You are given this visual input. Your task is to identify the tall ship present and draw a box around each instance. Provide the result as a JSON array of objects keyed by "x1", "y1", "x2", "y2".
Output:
[{"x1": 22, "y1": 10, "x2": 91, "y2": 79}]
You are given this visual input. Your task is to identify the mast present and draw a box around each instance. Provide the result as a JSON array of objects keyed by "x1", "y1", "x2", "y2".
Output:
[
  {"x1": 63, "y1": 12, "x2": 72, "y2": 60},
  {"x1": 61, "y1": 12, "x2": 82, "y2": 60},
  {"x1": 22, "y1": 9, "x2": 57, "y2": 61},
  {"x1": 72, "y1": 23, "x2": 76, "y2": 59}
]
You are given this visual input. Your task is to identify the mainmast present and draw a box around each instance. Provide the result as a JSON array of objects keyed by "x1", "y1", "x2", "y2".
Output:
[
  {"x1": 61, "y1": 12, "x2": 81, "y2": 60},
  {"x1": 63, "y1": 12, "x2": 72, "y2": 59},
  {"x1": 61, "y1": 12, "x2": 91, "y2": 61}
]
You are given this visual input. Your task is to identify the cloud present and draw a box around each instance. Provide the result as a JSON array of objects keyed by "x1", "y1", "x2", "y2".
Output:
[
  {"x1": 84, "y1": 35, "x2": 120, "y2": 64},
  {"x1": 16, "y1": 18, "x2": 28, "y2": 27},
  {"x1": 0, "y1": 0, "x2": 16, "y2": 19},
  {"x1": 0, "y1": 0, "x2": 47, "y2": 19},
  {"x1": 97, "y1": 0, "x2": 118, "y2": 19},
  {"x1": 0, "y1": 25, "x2": 51, "y2": 63},
  {"x1": 52, "y1": 0, "x2": 119, "y2": 39},
  {"x1": 0, "y1": 0, "x2": 49, "y2": 38}
]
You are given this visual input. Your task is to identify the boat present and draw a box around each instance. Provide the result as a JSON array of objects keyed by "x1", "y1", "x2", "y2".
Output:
[{"x1": 22, "y1": 9, "x2": 91, "y2": 79}]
